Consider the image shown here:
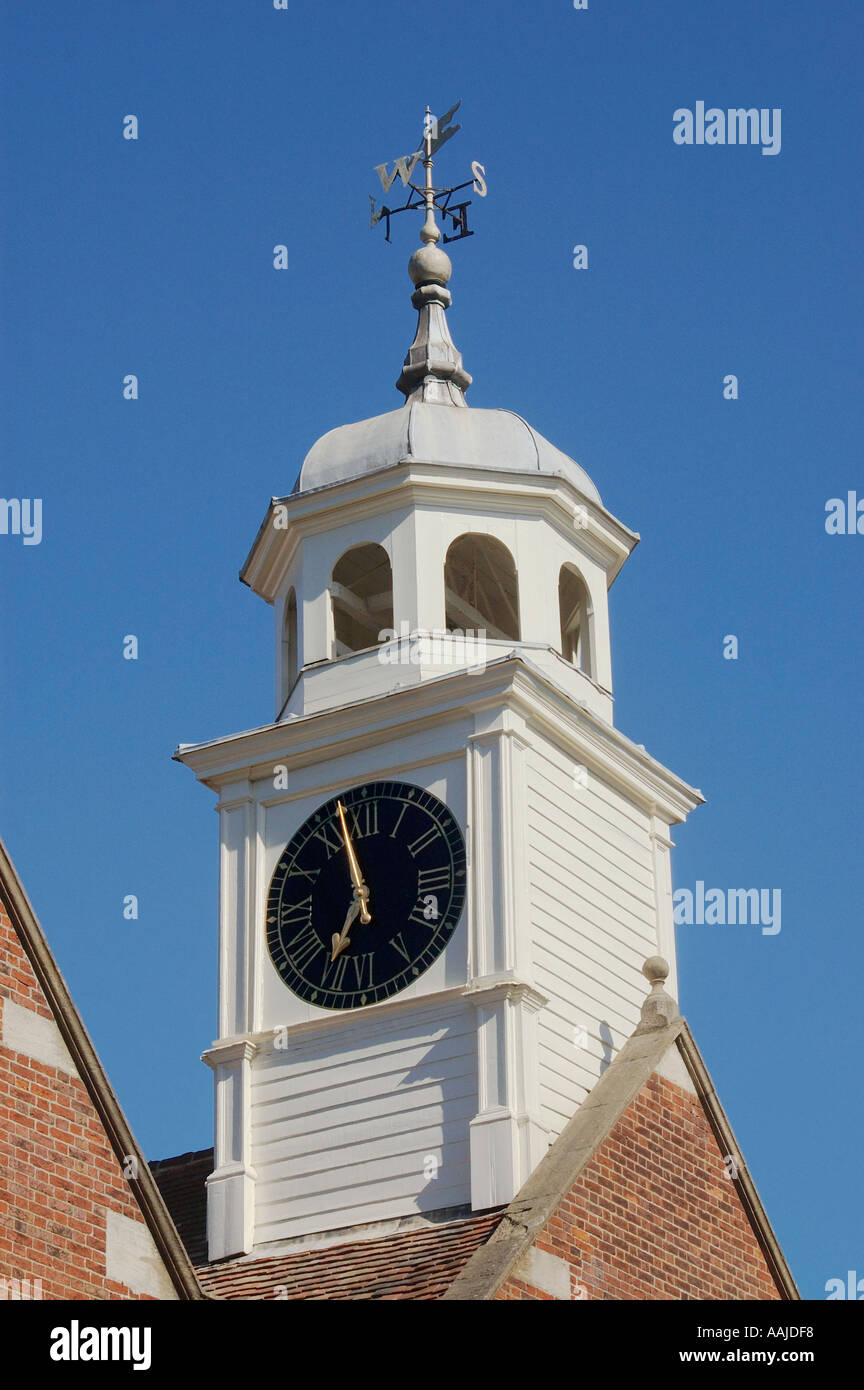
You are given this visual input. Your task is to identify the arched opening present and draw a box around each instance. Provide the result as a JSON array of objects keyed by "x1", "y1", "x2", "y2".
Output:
[
  {"x1": 281, "y1": 589, "x2": 298, "y2": 695},
  {"x1": 331, "y1": 543, "x2": 394, "y2": 656},
  {"x1": 444, "y1": 534, "x2": 520, "y2": 640},
  {"x1": 558, "y1": 564, "x2": 593, "y2": 678}
]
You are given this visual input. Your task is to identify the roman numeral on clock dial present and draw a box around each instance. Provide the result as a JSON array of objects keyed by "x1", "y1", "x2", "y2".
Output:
[
  {"x1": 286, "y1": 919, "x2": 325, "y2": 974},
  {"x1": 351, "y1": 953, "x2": 374, "y2": 989},
  {"x1": 407, "y1": 824, "x2": 439, "y2": 858},
  {"x1": 280, "y1": 895, "x2": 313, "y2": 927},
  {"x1": 348, "y1": 802, "x2": 378, "y2": 839},
  {"x1": 312, "y1": 821, "x2": 343, "y2": 858},
  {"x1": 286, "y1": 862, "x2": 320, "y2": 884},
  {"x1": 320, "y1": 950, "x2": 374, "y2": 991},
  {"x1": 417, "y1": 865, "x2": 451, "y2": 894}
]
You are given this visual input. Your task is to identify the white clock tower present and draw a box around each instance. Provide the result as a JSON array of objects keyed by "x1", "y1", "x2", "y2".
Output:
[{"x1": 176, "y1": 122, "x2": 702, "y2": 1264}]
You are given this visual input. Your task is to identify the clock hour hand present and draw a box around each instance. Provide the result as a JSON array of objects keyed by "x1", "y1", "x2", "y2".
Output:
[
  {"x1": 335, "y1": 800, "x2": 372, "y2": 924},
  {"x1": 331, "y1": 884, "x2": 370, "y2": 961}
]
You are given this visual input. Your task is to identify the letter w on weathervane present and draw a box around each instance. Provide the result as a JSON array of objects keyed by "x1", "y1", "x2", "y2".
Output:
[{"x1": 373, "y1": 100, "x2": 462, "y2": 192}]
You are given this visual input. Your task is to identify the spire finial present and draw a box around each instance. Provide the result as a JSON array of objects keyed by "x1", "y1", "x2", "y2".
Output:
[
  {"x1": 370, "y1": 102, "x2": 482, "y2": 406},
  {"x1": 395, "y1": 103, "x2": 472, "y2": 406}
]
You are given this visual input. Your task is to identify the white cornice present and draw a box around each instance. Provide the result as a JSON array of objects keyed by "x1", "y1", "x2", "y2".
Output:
[
  {"x1": 175, "y1": 654, "x2": 703, "y2": 824},
  {"x1": 201, "y1": 1039, "x2": 258, "y2": 1070},
  {"x1": 462, "y1": 977, "x2": 549, "y2": 1012}
]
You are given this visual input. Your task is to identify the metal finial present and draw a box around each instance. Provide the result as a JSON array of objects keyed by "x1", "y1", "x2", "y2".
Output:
[
  {"x1": 371, "y1": 103, "x2": 478, "y2": 406},
  {"x1": 420, "y1": 107, "x2": 441, "y2": 247}
]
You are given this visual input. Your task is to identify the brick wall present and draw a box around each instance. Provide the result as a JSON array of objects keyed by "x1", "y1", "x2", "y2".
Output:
[
  {"x1": 495, "y1": 1071, "x2": 782, "y2": 1301},
  {"x1": 0, "y1": 899, "x2": 159, "y2": 1300}
]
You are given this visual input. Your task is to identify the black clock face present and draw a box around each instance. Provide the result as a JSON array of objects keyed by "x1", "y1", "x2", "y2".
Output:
[{"x1": 266, "y1": 780, "x2": 467, "y2": 1010}]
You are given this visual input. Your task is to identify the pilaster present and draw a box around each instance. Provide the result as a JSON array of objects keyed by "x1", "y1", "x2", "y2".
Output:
[
  {"x1": 463, "y1": 981, "x2": 549, "y2": 1209},
  {"x1": 202, "y1": 1039, "x2": 259, "y2": 1261},
  {"x1": 465, "y1": 708, "x2": 548, "y2": 1206},
  {"x1": 650, "y1": 814, "x2": 678, "y2": 1001}
]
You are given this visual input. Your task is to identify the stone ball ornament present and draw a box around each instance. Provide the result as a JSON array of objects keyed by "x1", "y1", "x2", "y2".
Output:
[{"x1": 408, "y1": 243, "x2": 452, "y2": 288}]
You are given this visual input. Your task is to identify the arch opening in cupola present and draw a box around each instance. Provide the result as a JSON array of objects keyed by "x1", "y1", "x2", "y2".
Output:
[
  {"x1": 558, "y1": 563, "x2": 594, "y2": 679},
  {"x1": 330, "y1": 543, "x2": 394, "y2": 657},
  {"x1": 444, "y1": 534, "x2": 520, "y2": 641},
  {"x1": 282, "y1": 588, "x2": 299, "y2": 693}
]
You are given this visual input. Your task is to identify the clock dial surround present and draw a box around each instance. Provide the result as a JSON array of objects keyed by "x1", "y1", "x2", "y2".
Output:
[{"x1": 266, "y1": 780, "x2": 467, "y2": 1010}]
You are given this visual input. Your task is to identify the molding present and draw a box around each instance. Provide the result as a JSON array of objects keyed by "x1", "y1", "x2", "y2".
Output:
[
  {"x1": 461, "y1": 978, "x2": 549, "y2": 1011},
  {"x1": 175, "y1": 655, "x2": 703, "y2": 825},
  {"x1": 0, "y1": 838, "x2": 205, "y2": 1301},
  {"x1": 201, "y1": 1039, "x2": 258, "y2": 1070},
  {"x1": 208, "y1": 984, "x2": 474, "y2": 1057}
]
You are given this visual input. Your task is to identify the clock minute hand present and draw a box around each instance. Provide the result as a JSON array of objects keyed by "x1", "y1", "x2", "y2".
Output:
[{"x1": 336, "y1": 800, "x2": 372, "y2": 924}]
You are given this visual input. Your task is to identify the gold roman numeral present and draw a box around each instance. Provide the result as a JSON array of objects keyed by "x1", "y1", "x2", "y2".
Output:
[
  {"x1": 286, "y1": 919, "x2": 325, "y2": 974},
  {"x1": 417, "y1": 865, "x2": 451, "y2": 895},
  {"x1": 408, "y1": 901, "x2": 439, "y2": 927},
  {"x1": 406, "y1": 824, "x2": 438, "y2": 858},
  {"x1": 312, "y1": 820, "x2": 343, "y2": 858},
  {"x1": 389, "y1": 932, "x2": 412, "y2": 962},
  {"x1": 320, "y1": 952, "x2": 350, "y2": 991},
  {"x1": 280, "y1": 894, "x2": 313, "y2": 926},
  {"x1": 348, "y1": 802, "x2": 378, "y2": 840},
  {"x1": 351, "y1": 953, "x2": 374, "y2": 989},
  {"x1": 287, "y1": 862, "x2": 320, "y2": 884}
]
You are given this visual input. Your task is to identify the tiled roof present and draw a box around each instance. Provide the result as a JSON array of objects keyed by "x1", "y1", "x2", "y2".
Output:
[
  {"x1": 151, "y1": 1146, "x2": 503, "y2": 1300},
  {"x1": 150, "y1": 1148, "x2": 212, "y2": 1268},
  {"x1": 198, "y1": 1212, "x2": 504, "y2": 1301}
]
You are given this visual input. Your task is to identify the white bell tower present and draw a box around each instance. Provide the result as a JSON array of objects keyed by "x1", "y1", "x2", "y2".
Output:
[{"x1": 177, "y1": 114, "x2": 702, "y2": 1263}]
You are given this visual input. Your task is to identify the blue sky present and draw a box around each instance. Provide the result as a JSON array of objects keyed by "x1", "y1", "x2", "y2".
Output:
[{"x1": 1, "y1": 1, "x2": 861, "y2": 1300}]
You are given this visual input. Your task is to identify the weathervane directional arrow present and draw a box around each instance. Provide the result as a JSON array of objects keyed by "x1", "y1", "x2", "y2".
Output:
[{"x1": 370, "y1": 101, "x2": 487, "y2": 244}]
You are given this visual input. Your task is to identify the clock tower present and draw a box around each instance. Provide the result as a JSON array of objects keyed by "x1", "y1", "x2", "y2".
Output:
[{"x1": 176, "y1": 115, "x2": 703, "y2": 1265}]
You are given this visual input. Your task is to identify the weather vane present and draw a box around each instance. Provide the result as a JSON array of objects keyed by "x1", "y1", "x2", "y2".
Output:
[{"x1": 370, "y1": 100, "x2": 487, "y2": 245}]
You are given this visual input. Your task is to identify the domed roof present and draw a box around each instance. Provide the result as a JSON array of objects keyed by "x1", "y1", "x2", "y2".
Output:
[{"x1": 294, "y1": 400, "x2": 602, "y2": 504}]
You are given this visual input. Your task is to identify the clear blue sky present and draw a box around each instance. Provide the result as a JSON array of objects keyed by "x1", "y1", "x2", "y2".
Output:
[{"x1": 1, "y1": 1, "x2": 861, "y2": 1300}]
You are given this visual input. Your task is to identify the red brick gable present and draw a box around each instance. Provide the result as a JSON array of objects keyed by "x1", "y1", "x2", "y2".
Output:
[
  {"x1": 496, "y1": 1070, "x2": 781, "y2": 1301},
  {"x1": 0, "y1": 845, "x2": 202, "y2": 1301},
  {"x1": 0, "y1": 895, "x2": 161, "y2": 1295},
  {"x1": 0, "y1": 900, "x2": 157, "y2": 1298}
]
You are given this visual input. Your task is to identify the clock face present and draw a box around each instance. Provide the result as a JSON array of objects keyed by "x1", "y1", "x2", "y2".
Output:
[{"x1": 266, "y1": 780, "x2": 467, "y2": 1010}]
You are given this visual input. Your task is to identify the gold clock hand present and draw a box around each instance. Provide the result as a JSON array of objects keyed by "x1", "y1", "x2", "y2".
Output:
[
  {"x1": 331, "y1": 885, "x2": 370, "y2": 961},
  {"x1": 336, "y1": 800, "x2": 372, "y2": 924}
]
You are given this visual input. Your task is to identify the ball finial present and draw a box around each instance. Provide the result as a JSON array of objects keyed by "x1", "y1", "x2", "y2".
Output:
[
  {"x1": 408, "y1": 243, "x2": 452, "y2": 289},
  {"x1": 638, "y1": 956, "x2": 678, "y2": 1030},
  {"x1": 642, "y1": 956, "x2": 670, "y2": 986}
]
